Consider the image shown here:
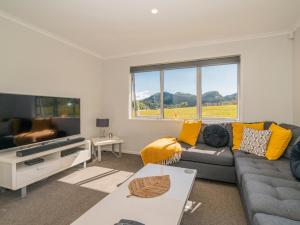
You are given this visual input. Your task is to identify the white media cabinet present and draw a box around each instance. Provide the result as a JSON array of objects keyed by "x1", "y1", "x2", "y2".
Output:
[{"x1": 0, "y1": 140, "x2": 91, "y2": 198}]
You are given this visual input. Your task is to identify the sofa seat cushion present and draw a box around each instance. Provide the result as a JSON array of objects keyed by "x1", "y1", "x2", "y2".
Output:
[
  {"x1": 253, "y1": 213, "x2": 300, "y2": 225},
  {"x1": 243, "y1": 174, "x2": 300, "y2": 221},
  {"x1": 180, "y1": 143, "x2": 234, "y2": 166},
  {"x1": 235, "y1": 154, "x2": 294, "y2": 182}
]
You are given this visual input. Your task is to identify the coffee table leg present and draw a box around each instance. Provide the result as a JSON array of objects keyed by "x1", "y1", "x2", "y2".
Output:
[{"x1": 97, "y1": 146, "x2": 102, "y2": 161}]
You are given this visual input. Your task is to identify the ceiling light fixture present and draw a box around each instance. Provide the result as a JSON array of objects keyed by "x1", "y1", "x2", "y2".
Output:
[{"x1": 151, "y1": 8, "x2": 158, "y2": 14}]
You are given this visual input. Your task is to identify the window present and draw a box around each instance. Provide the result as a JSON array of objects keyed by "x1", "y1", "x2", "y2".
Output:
[
  {"x1": 164, "y1": 68, "x2": 197, "y2": 119},
  {"x1": 201, "y1": 64, "x2": 238, "y2": 119},
  {"x1": 132, "y1": 71, "x2": 161, "y2": 117},
  {"x1": 130, "y1": 56, "x2": 240, "y2": 120}
]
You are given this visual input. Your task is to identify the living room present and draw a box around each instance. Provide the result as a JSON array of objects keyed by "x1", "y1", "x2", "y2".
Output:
[{"x1": 0, "y1": 1, "x2": 300, "y2": 225}]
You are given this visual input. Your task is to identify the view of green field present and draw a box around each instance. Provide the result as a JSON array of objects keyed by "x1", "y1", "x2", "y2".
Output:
[
  {"x1": 133, "y1": 64, "x2": 239, "y2": 119},
  {"x1": 136, "y1": 104, "x2": 237, "y2": 119}
]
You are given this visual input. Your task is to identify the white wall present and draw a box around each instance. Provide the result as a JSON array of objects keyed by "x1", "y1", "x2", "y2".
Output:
[
  {"x1": 102, "y1": 35, "x2": 294, "y2": 154},
  {"x1": 1, "y1": 15, "x2": 295, "y2": 154},
  {"x1": 0, "y1": 17, "x2": 103, "y2": 138},
  {"x1": 294, "y1": 28, "x2": 300, "y2": 126}
]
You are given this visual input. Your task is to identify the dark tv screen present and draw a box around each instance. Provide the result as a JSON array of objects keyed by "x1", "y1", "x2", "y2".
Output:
[{"x1": 0, "y1": 93, "x2": 80, "y2": 151}]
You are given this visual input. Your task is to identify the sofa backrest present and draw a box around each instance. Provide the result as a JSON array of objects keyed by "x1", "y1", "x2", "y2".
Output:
[{"x1": 279, "y1": 124, "x2": 300, "y2": 159}]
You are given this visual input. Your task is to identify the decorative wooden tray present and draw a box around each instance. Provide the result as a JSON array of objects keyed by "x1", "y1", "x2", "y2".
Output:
[{"x1": 128, "y1": 175, "x2": 170, "y2": 198}]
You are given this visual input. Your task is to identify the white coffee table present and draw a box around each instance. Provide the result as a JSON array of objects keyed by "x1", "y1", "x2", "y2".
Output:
[
  {"x1": 71, "y1": 164, "x2": 196, "y2": 225},
  {"x1": 92, "y1": 136, "x2": 124, "y2": 161}
]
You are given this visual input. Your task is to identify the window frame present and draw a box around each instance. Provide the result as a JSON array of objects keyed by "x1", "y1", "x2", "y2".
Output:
[{"x1": 130, "y1": 56, "x2": 241, "y2": 121}]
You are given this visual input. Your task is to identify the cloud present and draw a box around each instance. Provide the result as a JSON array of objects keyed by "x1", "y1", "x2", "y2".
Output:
[{"x1": 135, "y1": 90, "x2": 151, "y2": 100}]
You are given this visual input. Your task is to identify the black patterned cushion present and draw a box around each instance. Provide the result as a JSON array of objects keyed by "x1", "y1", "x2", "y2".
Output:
[
  {"x1": 290, "y1": 141, "x2": 300, "y2": 180},
  {"x1": 203, "y1": 125, "x2": 229, "y2": 148},
  {"x1": 240, "y1": 128, "x2": 272, "y2": 157}
]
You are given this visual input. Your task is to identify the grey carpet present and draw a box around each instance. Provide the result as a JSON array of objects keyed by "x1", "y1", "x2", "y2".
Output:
[{"x1": 0, "y1": 152, "x2": 246, "y2": 225}]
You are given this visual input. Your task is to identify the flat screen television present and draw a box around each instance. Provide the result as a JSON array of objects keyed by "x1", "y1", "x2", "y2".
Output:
[{"x1": 0, "y1": 93, "x2": 80, "y2": 151}]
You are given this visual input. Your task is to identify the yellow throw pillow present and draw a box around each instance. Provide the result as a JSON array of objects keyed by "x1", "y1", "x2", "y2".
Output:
[
  {"x1": 178, "y1": 120, "x2": 202, "y2": 146},
  {"x1": 265, "y1": 124, "x2": 292, "y2": 160},
  {"x1": 232, "y1": 122, "x2": 264, "y2": 150}
]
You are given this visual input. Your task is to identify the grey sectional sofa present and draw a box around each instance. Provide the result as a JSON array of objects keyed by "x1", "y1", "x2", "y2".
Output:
[{"x1": 174, "y1": 123, "x2": 300, "y2": 225}]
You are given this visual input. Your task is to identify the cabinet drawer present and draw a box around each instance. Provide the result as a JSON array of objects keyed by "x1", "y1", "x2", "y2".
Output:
[{"x1": 16, "y1": 160, "x2": 61, "y2": 188}]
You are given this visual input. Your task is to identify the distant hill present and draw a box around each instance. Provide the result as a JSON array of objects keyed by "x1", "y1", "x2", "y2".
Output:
[
  {"x1": 202, "y1": 91, "x2": 223, "y2": 104},
  {"x1": 137, "y1": 91, "x2": 237, "y2": 109},
  {"x1": 202, "y1": 91, "x2": 237, "y2": 104},
  {"x1": 223, "y1": 93, "x2": 238, "y2": 102}
]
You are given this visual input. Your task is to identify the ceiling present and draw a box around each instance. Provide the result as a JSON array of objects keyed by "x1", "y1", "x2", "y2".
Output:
[{"x1": 0, "y1": 0, "x2": 300, "y2": 59}]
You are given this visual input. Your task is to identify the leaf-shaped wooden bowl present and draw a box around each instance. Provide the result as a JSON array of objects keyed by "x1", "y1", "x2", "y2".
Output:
[{"x1": 128, "y1": 175, "x2": 170, "y2": 198}]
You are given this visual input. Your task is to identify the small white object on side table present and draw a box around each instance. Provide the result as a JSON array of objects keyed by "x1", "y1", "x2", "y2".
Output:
[{"x1": 92, "y1": 136, "x2": 124, "y2": 161}]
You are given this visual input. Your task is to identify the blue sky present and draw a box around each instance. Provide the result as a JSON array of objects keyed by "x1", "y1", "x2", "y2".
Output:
[
  {"x1": 202, "y1": 64, "x2": 237, "y2": 95},
  {"x1": 134, "y1": 64, "x2": 237, "y2": 100}
]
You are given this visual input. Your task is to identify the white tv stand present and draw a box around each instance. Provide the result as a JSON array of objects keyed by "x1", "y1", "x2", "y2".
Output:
[{"x1": 0, "y1": 139, "x2": 91, "y2": 198}]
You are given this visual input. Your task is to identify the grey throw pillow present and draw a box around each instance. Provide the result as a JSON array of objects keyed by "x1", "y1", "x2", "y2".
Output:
[{"x1": 240, "y1": 127, "x2": 272, "y2": 157}]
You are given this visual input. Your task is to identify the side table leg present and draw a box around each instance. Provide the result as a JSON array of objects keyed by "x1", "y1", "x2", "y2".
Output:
[
  {"x1": 83, "y1": 161, "x2": 87, "y2": 168},
  {"x1": 92, "y1": 144, "x2": 97, "y2": 160},
  {"x1": 97, "y1": 146, "x2": 102, "y2": 161},
  {"x1": 111, "y1": 144, "x2": 122, "y2": 158},
  {"x1": 118, "y1": 143, "x2": 122, "y2": 158}
]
